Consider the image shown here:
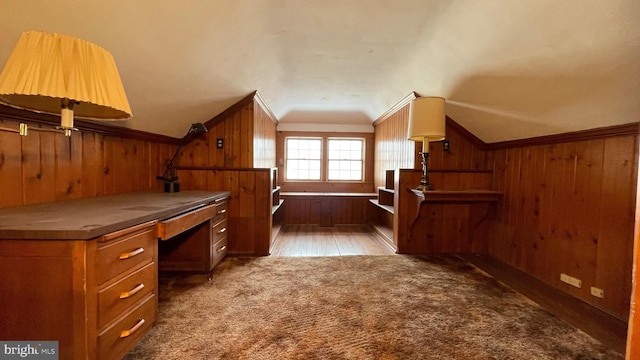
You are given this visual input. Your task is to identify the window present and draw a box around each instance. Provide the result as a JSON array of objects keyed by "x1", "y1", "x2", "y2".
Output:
[
  {"x1": 285, "y1": 137, "x2": 322, "y2": 180},
  {"x1": 285, "y1": 136, "x2": 365, "y2": 182},
  {"x1": 327, "y1": 138, "x2": 364, "y2": 181}
]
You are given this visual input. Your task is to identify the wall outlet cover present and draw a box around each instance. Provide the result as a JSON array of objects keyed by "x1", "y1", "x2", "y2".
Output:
[
  {"x1": 590, "y1": 287, "x2": 604, "y2": 298},
  {"x1": 560, "y1": 273, "x2": 582, "y2": 288}
]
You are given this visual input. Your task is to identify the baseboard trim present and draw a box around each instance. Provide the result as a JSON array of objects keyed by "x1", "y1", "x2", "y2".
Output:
[{"x1": 459, "y1": 253, "x2": 627, "y2": 355}]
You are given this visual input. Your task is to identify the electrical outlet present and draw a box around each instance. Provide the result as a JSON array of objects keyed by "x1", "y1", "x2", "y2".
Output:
[
  {"x1": 560, "y1": 273, "x2": 582, "y2": 288},
  {"x1": 591, "y1": 287, "x2": 604, "y2": 298}
]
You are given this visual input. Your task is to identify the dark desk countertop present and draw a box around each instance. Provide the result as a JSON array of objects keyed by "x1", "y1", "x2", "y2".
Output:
[{"x1": 0, "y1": 191, "x2": 230, "y2": 240}]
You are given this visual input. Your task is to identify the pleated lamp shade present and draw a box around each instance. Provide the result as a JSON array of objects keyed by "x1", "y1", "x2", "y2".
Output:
[
  {"x1": 407, "y1": 96, "x2": 446, "y2": 142},
  {"x1": 0, "y1": 31, "x2": 132, "y2": 121}
]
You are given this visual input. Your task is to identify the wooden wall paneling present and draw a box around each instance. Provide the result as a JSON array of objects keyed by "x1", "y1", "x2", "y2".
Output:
[
  {"x1": 123, "y1": 138, "x2": 137, "y2": 194},
  {"x1": 373, "y1": 104, "x2": 415, "y2": 189},
  {"x1": 21, "y1": 128, "x2": 42, "y2": 205},
  {"x1": 557, "y1": 142, "x2": 581, "y2": 298},
  {"x1": 234, "y1": 170, "x2": 256, "y2": 254},
  {"x1": 102, "y1": 137, "x2": 115, "y2": 195},
  {"x1": 215, "y1": 122, "x2": 226, "y2": 167},
  {"x1": 138, "y1": 141, "x2": 151, "y2": 192},
  {"x1": 526, "y1": 145, "x2": 547, "y2": 279},
  {"x1": 540, "y1": 143, "x2": 568, "y2": 286},
  {"x1": 255, "y1": 170, "x2": 272, "y2": 255},
  {"x1": 183, "y1": 136, "x2": 209, "y2": 190},
  {"x1": 0, "y1": 119, "x2": 23, "y2": 207},
  {"x1": 38, "y1": 130, "x2": 57, "y2": 203},
  {"x1": 488, "y1": 148, "x2": 506, "y2": 258},
  {"x1": 596, "y1": 136, "x2": 636, "y2": 316},
  {"x1": 240, "y1": 105, "x2": 254, "y2": 168},
  {"x1": 569, "y1": 139, "x2": 603, "y2": 301},
  {"x1": 488, "y1": 132, "x2": 638, "y2": 319},
  {"x1": 394, "y1": 169, "x2": 422, "y2": 252},
  {"x1": 54, "y1": 134, "x2": 82, "y2": 201},
  {"x1": 81, "y1": 132, "x2": 102, "y2": 198},
  {"x1": 253, "y1": 99, "x2": 277, "y2": 168},
  {"x1": 0, "y1": 117, "x2": 175, "y2": 210}
]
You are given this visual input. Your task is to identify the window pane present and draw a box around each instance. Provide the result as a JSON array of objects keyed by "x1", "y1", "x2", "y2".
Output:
[
  {"x1": 326, "y1": 138, "x2": 364, "y2": 181},
  {"x1": 285, "y1": 137, "x2": 322, "y2": 180}
]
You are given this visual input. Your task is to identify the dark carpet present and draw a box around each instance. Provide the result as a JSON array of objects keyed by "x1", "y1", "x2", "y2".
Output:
[{"x1": 124, "y1": 255, "x2": 622, "y2": 359}]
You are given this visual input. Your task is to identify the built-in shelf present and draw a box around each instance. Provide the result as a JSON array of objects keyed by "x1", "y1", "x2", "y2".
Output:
[
  {"x1": 272, "y1": 199, "x2": 284, "y2": 215},
  {"x1": 410, "y1": 189, "x2": 502, "y2": 202},
  {"x1": 377, "y1": 187, "x2": 394, "y2": 206},
  {"x1": 369, "y1": 199, "x2": 394, "y2": 214}
]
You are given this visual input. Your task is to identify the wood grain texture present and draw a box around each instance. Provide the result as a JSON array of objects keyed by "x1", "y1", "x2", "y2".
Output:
[
  {"x1": 488, "y1": 134, "x2": 638, "y2": 319},
  {"x1": 253, "y1": 98, "x2": 277, "y2": 168},
  {"x1": 280, "y1": 193, "x2": 377, "y2": 226},
  {"x1": 0, "y1": 118, "x2": 174, "y2": 209},
  {"x1": 270, "y1": 225, "x2": 395, "y2": 256},
  {"x1": 180, "y1": 168, "x2": 274, "y2": 256},
  {"x1": 177, "y1": 95, "x2": 277, "y2": 170},
  {"x1": 373, "y1": 106, "x2": 489, "y2": 189}
]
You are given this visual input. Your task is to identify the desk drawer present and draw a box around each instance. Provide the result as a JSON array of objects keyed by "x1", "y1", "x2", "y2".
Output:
[
  {"x1": 97, "y1": 261, "x2": 156, "y2": 329},
  {"x1": 157, "y1": 204, "x2": 216, "y2": 240},
  {"x1": 97, "y1": 293, "x2": 156, "y2": 360},
  {"x1": 97, "y1": 226, "x2": 156, "y2": 285},
  {"x1": 212, "y1": 219, "x2": 228, "y2": 242},
  {"x1": 212, "y1": 200, "x2": 228, "y2": 224},
  {"x1": 212, "y1": 235, "x2": 228, "y2": 268}
]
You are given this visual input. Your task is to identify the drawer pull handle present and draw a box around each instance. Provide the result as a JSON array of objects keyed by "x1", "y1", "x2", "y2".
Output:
[
  {"x1": 119, "y1": 283, "x2": 145, "y2": 299},
  {"x1": 217, "y1": 209, "x2": 227, "y2": 214},
  {"x1": 120, "y1": 318, "x2": 145, "y2": 338},
  {"x1": 216, "y1": 245, "x2": 227, "y2": 253},
  {"x1": 119, "y1": 247, "x2": 144, "y2": 260},
  {"x1": 217, "y1": 227, "x2": 227, "y2": 234}
]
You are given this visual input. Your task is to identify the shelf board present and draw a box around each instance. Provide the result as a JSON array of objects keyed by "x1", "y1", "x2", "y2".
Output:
[
  {"x1": 369, "y1": 199, "x2": 394, "y2": 214},
  {"x1": 377, "y1": 186, "x2": 395, "y2": 194},
  {"x1": 272, "y1": 199, "x2": 284, "y2": 215}
]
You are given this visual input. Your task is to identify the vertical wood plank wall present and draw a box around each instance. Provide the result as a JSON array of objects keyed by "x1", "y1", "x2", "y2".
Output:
[
  {"x1": 372, "y1": 98, "x2": 638, "y2": 320},
  {"x1": 0, "y1": 118, "x2": 173, "y2": 209},
  {"x1": 373, "y1": 104, "x2": 416, "y2": 188},
  {"x1": 177, "y1": 95, "x2": 278, "y2": 255},
  {"x1": 179, "y1": 168, "x2": 272, "y2": 255},
  {"x1": 373, "y1": 103, "x2": 489, "y2": 188},
  {"x1": 254, "y1": 100, "x2": 277, "y2": 168},
  {"x1": 489, "y1": 134, "x2": 638, "y2": 319}
]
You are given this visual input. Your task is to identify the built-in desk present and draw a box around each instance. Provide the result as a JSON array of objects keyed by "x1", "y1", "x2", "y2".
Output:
[{"x1": 0, "y1": 191, "x2": 229, "y2": 360}]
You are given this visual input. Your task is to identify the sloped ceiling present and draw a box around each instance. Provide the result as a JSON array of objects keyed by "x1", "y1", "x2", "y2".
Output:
[{"x1": 0, "y1": 0, "x2": 638, "y2": 142}]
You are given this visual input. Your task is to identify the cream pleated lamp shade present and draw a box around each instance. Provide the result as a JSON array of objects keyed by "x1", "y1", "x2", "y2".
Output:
[
  {"x1": 0, "y1": 31, "x2": 131, "y2": 120},
  {"x1": 407, "y1": 96, "x2": 446, "y2": 142}
]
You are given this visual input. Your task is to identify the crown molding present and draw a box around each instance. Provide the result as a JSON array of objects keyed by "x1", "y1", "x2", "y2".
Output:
[
  {"x1": 254, "y1": 91, "x2": 279, "y2": 125},
  {"x1": 487, "y1": 122, "x2": 640, "y2": 150},
  {"x1": 372, "y1": 92, "x2": 418, "y2": 127}
]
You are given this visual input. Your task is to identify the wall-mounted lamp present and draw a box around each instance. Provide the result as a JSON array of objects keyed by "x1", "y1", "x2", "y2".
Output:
[
  {"x1": 407, "y1": 96, "x2": 446, "y2": 191},
  {"x1": 0, "y1": 31, "x2": 131, "y2": 136},
  {"x1": 157, "y1": 123, "x2": 208, "y2": 193}
]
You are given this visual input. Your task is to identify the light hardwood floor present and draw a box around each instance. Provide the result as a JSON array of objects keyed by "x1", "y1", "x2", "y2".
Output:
[{"x1": 270, "y1": 225, "x2": 395, "y2": 256}]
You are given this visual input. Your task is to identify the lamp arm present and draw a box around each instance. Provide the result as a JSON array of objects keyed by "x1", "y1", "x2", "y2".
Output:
[
  {"x1": 157, "y1": 129, "x2": 193, "y2": 182},
  {"x1": 156, "y1": 123, "x2": 207, "y2": 183}
]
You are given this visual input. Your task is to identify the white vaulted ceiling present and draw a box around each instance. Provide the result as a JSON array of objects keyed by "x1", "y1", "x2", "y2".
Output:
[{"x1": 0, "y1": 0, "x2": 638, "y2": 142}]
